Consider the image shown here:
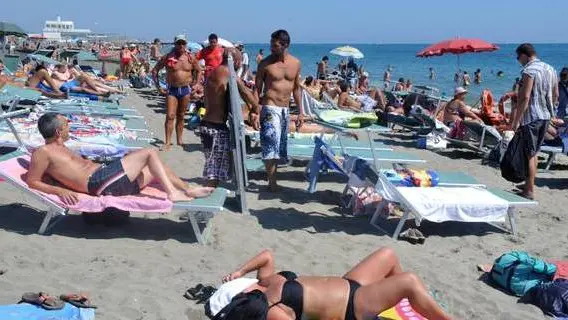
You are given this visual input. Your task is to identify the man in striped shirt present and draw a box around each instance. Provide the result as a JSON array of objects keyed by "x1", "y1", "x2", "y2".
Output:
[{"x1": 509, "y1": 43, "x2": 559, "y2": 200}]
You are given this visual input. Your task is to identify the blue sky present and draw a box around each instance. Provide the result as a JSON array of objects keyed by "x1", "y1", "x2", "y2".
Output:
[{"x1": 1, "y1": 0, "x2": 566, "y2": 43}]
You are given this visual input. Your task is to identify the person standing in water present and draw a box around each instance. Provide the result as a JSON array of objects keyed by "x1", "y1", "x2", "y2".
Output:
[
  {"x1": 152, "y1": 35, "x2": 202, "y2": 151},
  {"x1": 255, "y1": 30, "x2": 303, "y2": 192},
  {"x1": 474, "y1": 69, "x2": 482, "y2": 84},
  {"x1": 462, "y1": 71, "x2": 471, "y2": 87},
  {"x1": 429, "y1": 67, "x2": 436, "y2": 80}
]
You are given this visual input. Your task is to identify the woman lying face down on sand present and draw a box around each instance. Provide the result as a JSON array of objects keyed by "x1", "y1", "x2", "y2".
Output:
[{"x1": 210, "y1": 248, "x2": 452, "y2": 320}]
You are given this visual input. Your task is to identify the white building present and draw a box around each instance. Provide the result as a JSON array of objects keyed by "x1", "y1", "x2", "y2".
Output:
[{"x1": 42, "y1": 16, "x2": 91, "y2": 41}]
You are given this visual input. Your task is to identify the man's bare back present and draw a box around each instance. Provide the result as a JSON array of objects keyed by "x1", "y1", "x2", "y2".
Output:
[
  {"x1": 28, "y1": 144, "x2": 100, "y2": 194},
  {"x1": 257, "y1": 54, "x2": 301, "y2": 108},
  {"x1": 203, "y1": 64, "x2": 230, "y2": 124}
]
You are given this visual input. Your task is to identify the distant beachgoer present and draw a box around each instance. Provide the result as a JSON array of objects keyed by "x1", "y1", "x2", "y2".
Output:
[
  {"x1": 383, "y1": 67, "x2": 391, "y2": 84},
  {"x1": 255, "y1": 29, "x2": 303, "y2": 192},
  {"x1": 150, "y1": 38, "x2": 161, "y2": 61},
  {"x1": 405, "y1": 79, "x2": 413, "y2": 91},
  {"x1": 429, "y1": 67, "x2": 435, "y2": 80},
  {"x1": 357, "y1": 71, "x2": 370, "y2": 93},
  {"x1": 302, "y1": 76, "x2": 322, "y2": 100},
  {"x1": 196, "y1": 33, "x2": 224, "y2": 79},
  {"x1": 441, "y1": 87, "x2": 483, "y2": 126},
  {"x1": 201, "y1": 49, "x2": 257, "y2": 187},
  {"x1": 119, "y1": 45, "x2": 133, "y2": 79},
  {"x1": 508, "y1": 43, "x2": 558, "y2": 200},
  {"x1": 338, "y1": 59, "x2": 347, "y2": 75},
  {"x1": 338, "y1": 81, "x2": 388, "y2": 113},
  {"x1": 394, "y1": 78, "x2": 405, "y2": 91},
  {"x1": 26, "y1": 113, "x2": 213, "y2": 204},
  {"x1": 152, "y1": 34, "x2": 202, "y2": 151},
  {"x1": 557, "y1": 67, "x2": 568, "y2": 118},
  {"x1": 316, "y1": 56, "x2": 329, "y2": 80},
  {"x1": 474, "y1": 69, "x2": 482, "y2": 84},
  {"x1": 235, "y1": 42, "x2": 250, "y2": 80},
  {"x1": 0, "y1": 58, "x2": 4, "y2": 75},
  {"x1": 497, "y1": 70, "x2": 505, "y2": 77},
  {"x1": 462, "y1": 71, "x2": 471, "y2": 87},
  {"x1": 256, "y1": 49, "x2": 264, "y2": 66},
  {"x1": 215, "y1": 248, "x2": 452, "y2": 320}
]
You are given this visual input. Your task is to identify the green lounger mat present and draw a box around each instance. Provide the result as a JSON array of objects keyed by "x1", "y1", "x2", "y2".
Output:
[{"x1": 318, "y1": 109, "x2": 378, "y2": 128}]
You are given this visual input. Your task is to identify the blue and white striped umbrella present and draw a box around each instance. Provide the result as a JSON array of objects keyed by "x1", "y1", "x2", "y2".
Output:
[{"x1": 330, "y1": 46, "x2": 364, "y2": 59}]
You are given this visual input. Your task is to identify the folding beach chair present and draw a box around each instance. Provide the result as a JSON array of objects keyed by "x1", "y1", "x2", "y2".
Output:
[
  {"x1": 372, "y1": 170, "x2": 537, "y2": 239},
  {"x1": 1, "y1": 54, "x2": 20, "y2": 76},
  {"x1": 0, "y1": 109, "x2": 228, "y2": 245}
]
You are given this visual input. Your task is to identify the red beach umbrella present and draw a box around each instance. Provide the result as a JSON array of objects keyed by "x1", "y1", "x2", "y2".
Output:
[{"x1": 417, "y1": 38, "x2": 499, "y2": 70}]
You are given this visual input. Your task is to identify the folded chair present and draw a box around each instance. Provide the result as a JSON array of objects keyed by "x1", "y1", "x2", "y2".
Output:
[{"x1": 0, "y1": 110, "x2": 227, "y2": 244}]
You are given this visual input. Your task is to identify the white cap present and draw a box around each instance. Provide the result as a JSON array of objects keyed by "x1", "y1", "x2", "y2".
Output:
[
  {"x1": 362, "y1": 71, "x2": 369, "y2": 77},
  {"x1": 207, "y1": 278, "x2": 259, "y2": 316},
  {"x1": 454, "y1": 87, "x2": 468, "y2": 96},
  {"x1": 174, "y1": 34, "x2": 187, "y2": 44}
]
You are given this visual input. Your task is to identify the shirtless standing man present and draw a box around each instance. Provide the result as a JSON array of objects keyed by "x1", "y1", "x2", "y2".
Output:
[
  {"x1": 255, "y1": 30, "x2": 303, "y2": 191},
  {"x1": 200, "y1": 49, "x2": 258, "y2": 187},
  {"x1": 152, "y1": 35, "x2": 202, "y2": 151},
  {"x1": 26, "y1": 113, "x2": 213, "y2": 205}
]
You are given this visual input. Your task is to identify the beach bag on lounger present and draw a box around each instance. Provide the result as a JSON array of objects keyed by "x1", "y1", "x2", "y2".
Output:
[
  {"x1": 490, "y1": 251, "x2": 557, "y2": 296},
  {"x1": 500, "y1": 131, "x2": 528, "y2": 183}
]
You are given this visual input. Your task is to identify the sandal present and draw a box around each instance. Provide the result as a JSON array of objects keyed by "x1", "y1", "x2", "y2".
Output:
[
  {"x1": 399, "y1": 228, "x2": 426, "y2": 245},
  {"x1": 20, "y1": 292, "x2": 65, "y2": 310},
  {"x1": 184, "y1": 284, "x2": 216, "y2": 304},
  {"x1": 60, "y1": 293, "x2": 97, "y2": 309}
]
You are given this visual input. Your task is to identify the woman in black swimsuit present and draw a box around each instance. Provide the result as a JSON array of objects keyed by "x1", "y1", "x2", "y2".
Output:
[{"x1": 216, "y1": 248, "x2": 451, "y2": 320}]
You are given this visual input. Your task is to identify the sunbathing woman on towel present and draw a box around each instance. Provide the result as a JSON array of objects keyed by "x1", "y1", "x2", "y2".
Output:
[
  {"x1": 26, "y1": 113, "x2": 214, "y2": 205},
  {"x1": 209, "y1": 248, "x2": 451, "y2": 320}
]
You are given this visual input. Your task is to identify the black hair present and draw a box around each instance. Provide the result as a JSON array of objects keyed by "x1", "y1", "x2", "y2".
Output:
[
  {"x1": 153, "y1": 38, "x2": 160, "y2": 44},
  {"x1": 464, "y1": 71, "x2": 468, "y2": 74},
  {"x1": 209, "y1": 33, "x2": 218, "y2": 41},
  {"x1": 339, "y1": 81, "x2": 349, "y2": 92},
  {"x1": 271, "y1": 29, "x2": 290, "y2": 47},
  {"x1": 212, "y1": 290, "x2": 268, "y2": 320},
  {"x1": 516, "y1": 43, "x2": 536, "y2": 57},
  {"x1": 561, "y1": 68, "x2": 568, "y2": 82},
  {"x1": 476, "y1": 69, "x2": 481, "y2": 72},
  {"x1": 38, "y1": 113, "x2": 63, "y2": 139},
  {"x1": 398, "y1": 77, "x2": 405, "y2": 83},
  {"x1": 35, "y1": 64, "x2": 47, "y2": 72},
  {"x1": 305, "y1": 76, "x2": 314, "y2": 86},
  {"x1": 259, "y1": 49, "x2": 263, "y2": 54},
  {"x1": 322, "y1": 56, "x2": 329, "y2": 61}
]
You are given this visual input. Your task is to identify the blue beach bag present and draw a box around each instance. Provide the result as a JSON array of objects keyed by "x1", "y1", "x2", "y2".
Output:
[{"x1": 490, "y1": 251, "x2": 557, "y2": 296}]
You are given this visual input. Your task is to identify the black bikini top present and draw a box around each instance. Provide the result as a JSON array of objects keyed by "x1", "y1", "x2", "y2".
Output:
[{"x1": 269, "y1": 271, "x2": 303, "y2": 320}]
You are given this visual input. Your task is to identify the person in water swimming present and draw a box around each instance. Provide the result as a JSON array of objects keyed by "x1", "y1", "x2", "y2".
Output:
[{"x1": 211, "y1": 248, "x2": 452, "y2": 320}]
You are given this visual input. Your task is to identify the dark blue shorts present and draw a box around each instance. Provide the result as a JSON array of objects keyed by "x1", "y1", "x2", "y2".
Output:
[
  {"x1": 87, "y1": 159, "x2": 140, "y2": 196},
  {"x1": 168, "y1": 85, "x2": 191, "y2": 99}
]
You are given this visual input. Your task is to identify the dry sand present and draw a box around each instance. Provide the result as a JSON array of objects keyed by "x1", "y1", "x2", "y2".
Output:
[{"x1": 0, "y1": 89, "x2": 566, "y2": 319}]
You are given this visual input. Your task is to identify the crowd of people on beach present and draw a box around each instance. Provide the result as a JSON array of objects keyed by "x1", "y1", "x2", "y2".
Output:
[{"x1": 2, "y1": 23, "x2": 568, "y2": 318}]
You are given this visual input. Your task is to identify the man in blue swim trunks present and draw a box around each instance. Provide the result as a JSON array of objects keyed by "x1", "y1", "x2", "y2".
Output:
[
  {"x1": 26, "y1": 113, "x2": 214, "y2": 205},
  {"x1": 255, "y1": 30, "x2": 303, "y2": 191},
  {"x1": 152, "y1": 34, "x2": 202, "y2": 151}
]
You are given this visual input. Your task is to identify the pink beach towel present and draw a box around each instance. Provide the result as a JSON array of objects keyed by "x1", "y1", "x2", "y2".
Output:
[{"x1": 0, "y1": 155, "x2": 173, "y2": 213}]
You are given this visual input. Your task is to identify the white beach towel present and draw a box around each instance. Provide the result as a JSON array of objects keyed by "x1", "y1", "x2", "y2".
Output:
[
  {"x1": 208, "y1": 278, "x2": 259, "y2": 316},
  {"x1": 397, "y1": 187, "x2": 509, "y2": 223}
]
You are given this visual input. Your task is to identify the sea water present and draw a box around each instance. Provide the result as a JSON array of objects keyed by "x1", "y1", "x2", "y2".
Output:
[{"x1": 241, "y1": 43, "x2": 567, "y2": 101}]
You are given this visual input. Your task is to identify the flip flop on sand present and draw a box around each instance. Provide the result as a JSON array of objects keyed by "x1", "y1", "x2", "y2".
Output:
[
  {"x1": 184, "y1": 284, "x2": 216, "y2": 304},
  {"x1": 399, "y1": 228, "x2": 425, "y2": 245},
  {"x1": 20, "y1": 292, "x2": 65, "y2": 310},
  {"x1": 59, "y1": 293, "x2": 97, "y2": 309}
]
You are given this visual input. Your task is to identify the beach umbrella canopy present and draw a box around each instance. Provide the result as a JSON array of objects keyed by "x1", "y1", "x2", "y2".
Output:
[
  {"x1": 202, "y1": 37, "x2": 234, "y2": 48},
  {"x1": 186, "y1": 41, "x2": 202, "y2": 52},
  {"x1": 0, "y1": 21, "x2": 27, "y2": 37},
  {"x1": 416, "y1": 38, "x2": 498, "y2": 57},
  {"x1": 330, "y1": 46, "x2": 364, "y2": 59}
]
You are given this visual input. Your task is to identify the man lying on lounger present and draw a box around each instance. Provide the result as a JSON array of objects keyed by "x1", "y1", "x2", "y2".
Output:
[
  {"x1": 26, "y1": 113, "x2": 214, "y2": 206},
  {"x1": 26, "y1": 65, "x2": 111, "y2": 99}
]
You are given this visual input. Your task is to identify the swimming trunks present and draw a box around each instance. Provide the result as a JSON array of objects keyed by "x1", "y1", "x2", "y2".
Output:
[
  {"x1": 260, "y1": 105, "x2": 289, "y2": 163},
  {"x1": 199, "y1": 120, "x2": 231, "y2": 182},
  {"x1": 168, "y1": 85, "x2": 191, "y2": 99},
  {"x1": 120, "y1": 57, "x2": 131, "y2": 65},
  {"x1": 36, "y1": 81, "x2": 54, "y2": 93},
  {"x1": 87, "y1": 159, "x2": 140, "y2": 196},
  {"x1": 269, "y1": 271, "x2": 303, "y2": 320},
  {"x1": 59, "y1": 79, "x2": 80, "y2": 92},
  {"x1": 344, "y1": 278, "x2": 362, "y2": 320}
]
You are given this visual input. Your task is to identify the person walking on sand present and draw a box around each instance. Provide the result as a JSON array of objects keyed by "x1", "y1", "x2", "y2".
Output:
[
  {"x1": 152, "y1": 35, "x2": 202, "y2": 151},
  {"x1": 255, "y1": 30, "x2": 303, "y2": 192},
  {"x1": 196, "y1": 33, "x2": 224, "y2": 80},
  {"x1": 508, "y1": 43, "x2": 558, "y2": 200},
  {"x1": 256, "y1": 49, "x2": 264, "y2": 67},
  {"x1": 150, "y1": 38, "x2": 161, "y2": 61}
]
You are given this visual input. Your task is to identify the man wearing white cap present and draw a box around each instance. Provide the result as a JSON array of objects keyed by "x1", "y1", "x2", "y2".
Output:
[
  {"x1": 441, "y1": 86, "x2": 483, "y2": 126},
  {"x1": 235, "y1": 42, "x2": 249, "y2": 80},
  {"x1": 152, "y1": 34, "x2": 201, "y2": 151}
]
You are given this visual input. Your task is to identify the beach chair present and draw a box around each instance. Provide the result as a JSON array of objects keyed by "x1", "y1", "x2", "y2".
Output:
[
  {"x1": 305, "y1": 137, "x2": 425, "y2": 193},
  {"x1": 0, "y1": 110, "x2": 228, "y2": 245},
  {"x1": 0, "y1": 84, "x2": 42, "y2": 105},
  {"x1": 1, "y1": 54, "x2": 20, "y2": 76},
  {"x1": 540, "y1": 145, "x2": 564, "y2": 171},
  {"x1": 372, "y1": 170, "x2": 537, "y2": 239}
]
